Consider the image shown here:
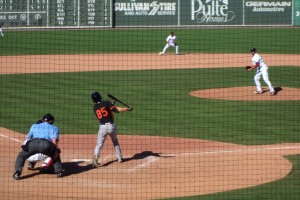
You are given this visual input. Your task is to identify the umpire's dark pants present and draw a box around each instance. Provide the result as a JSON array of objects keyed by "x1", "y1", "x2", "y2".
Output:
[{"x1": 14, "y1": 139, "x2": 63, "y2": 174}]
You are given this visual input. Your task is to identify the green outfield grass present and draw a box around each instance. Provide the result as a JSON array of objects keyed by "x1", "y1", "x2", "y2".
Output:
[
  {"x1": 1, "y1": 28, "x2": 300, "y2": 55},
  {"x1": 0, "y1": 67, "x2": 299, "y2": 145}
]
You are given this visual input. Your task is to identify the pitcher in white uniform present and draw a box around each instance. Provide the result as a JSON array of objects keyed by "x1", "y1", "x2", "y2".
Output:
[
  {"x1": 247, "y1": 48, "x2": 276, "y2": 96},
  {"x1": 159, "y1": 32, "x2": 179, "y2": 55}
]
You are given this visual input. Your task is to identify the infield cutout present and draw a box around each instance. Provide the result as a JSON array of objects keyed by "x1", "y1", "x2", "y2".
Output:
[
  {"x1": 2, "y1": 127, "x2": 300, "y2": 199},
  {"x1": 190, "y1": 86, "x2": 300, "y2": 101}
]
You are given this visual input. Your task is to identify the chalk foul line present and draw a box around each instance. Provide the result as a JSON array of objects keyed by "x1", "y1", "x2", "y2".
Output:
[
  {"x1": 0, "y1": 133, "x2": 22, "y2": 143},
  {"x1": 2, "y1": 131, "x2": 300, "y2": 172}
]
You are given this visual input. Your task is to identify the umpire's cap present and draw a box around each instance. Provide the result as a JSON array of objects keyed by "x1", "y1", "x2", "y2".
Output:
[
  {"x1": 91, "y1": 91, "x2": 102, "y2": 103},
  {"x1": 250, "y1": 47, "x2": 257, "y2": 52},
  {"x1": 42, "y1": 113, "x2": 55, "y2": 124}
]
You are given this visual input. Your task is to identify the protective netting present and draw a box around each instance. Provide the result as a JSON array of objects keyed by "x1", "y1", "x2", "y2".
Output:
[{"x1": 1, "y1": 0, "x2": 300, "y2": 199}]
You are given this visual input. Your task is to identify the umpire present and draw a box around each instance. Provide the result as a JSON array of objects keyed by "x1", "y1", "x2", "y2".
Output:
[{"x1": 13, "y1": 113, "x2": 64, "y2": 180}]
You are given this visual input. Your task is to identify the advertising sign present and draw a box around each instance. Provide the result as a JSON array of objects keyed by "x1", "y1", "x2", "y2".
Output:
[
  {"x1": 244, "y1": 0, "x2": 293, "y2": 25},
  {"x1": 181, "y1": 0, "x2": 243, "y2": 25},
  {"x1": 0, "y1": 0, "x2": 296, "y2": 28},
  {"x1": 114, "y1": 0, "x2": 179, "y2": 26}
]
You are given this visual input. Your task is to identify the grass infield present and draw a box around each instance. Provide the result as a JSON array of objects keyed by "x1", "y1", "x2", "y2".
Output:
[{"x1": 0, "y1": 67, "x2": 299, "y2": 145}]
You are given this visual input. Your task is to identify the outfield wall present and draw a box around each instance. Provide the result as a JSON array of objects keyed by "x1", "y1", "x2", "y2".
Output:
[
  {"x1": 0, "y1": 0, "x2": 299, "y2": 28},
  {"x1": 295, "y1": 0, "x2": 300, "y2": 25}
]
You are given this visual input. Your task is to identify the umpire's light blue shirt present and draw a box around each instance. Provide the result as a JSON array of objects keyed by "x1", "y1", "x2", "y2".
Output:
[{"x1": 27, "y1": 122, "x2": 59, "y2": 142}]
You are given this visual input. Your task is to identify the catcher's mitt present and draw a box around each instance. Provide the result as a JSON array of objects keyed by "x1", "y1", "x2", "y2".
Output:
[{"x1": 245, "y1": 66, "x2": 251, "y2": 71}]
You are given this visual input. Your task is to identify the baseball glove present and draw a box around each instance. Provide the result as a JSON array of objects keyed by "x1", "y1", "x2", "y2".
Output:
[{"x1": 245, "y1": 66, "x2": 251, "y2": 71}]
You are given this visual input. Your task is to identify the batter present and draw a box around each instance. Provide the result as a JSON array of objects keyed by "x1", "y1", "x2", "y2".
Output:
[{"x1": 91, "y1": 91, "x2": 133, "y2": 167}]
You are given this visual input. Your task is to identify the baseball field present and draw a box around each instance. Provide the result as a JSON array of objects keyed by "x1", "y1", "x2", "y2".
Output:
[{"x1": 0, "y1": 28, "x2": 300, "y2": 199}]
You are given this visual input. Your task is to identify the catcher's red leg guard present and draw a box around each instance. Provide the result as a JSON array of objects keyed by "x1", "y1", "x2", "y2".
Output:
[{"x1": 41, "y1": 157, "x2": 53, "y2": 168}]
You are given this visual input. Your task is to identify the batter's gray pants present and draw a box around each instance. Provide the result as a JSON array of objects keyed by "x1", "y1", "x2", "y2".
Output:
[{"x1": 94, "y1": 123, "x2": 123, "y2": 161}]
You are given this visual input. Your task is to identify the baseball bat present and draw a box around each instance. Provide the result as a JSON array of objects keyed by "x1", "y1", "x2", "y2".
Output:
[{"x1": 107, "y1": 93, "x2": 131, "y2": 108}]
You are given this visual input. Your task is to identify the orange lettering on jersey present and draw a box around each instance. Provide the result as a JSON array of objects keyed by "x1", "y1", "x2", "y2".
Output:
[{"x1": 96, "y1": 107, "x2": 109, "y2": 119}]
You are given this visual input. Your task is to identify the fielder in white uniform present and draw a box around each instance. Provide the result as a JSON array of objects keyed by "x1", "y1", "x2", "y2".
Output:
[
  {"x1": 0, "y1": 22, "x2": 4, "y2": 37},
  {"x1": 159, "y1": 32, "x2": 179, "y2": 55},
  {"x1": 247, "y1": 48, "x2": 275, "y2": 95}
]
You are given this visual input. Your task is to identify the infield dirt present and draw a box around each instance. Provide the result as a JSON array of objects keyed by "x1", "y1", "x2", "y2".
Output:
[{"x1": 1, "y1": 127, "x2": 300, "y2": 199}]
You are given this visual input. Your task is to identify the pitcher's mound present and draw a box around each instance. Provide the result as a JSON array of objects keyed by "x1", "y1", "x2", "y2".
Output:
[{"x1": 190, "y1": 86, "x2": 300, "y2": 101}]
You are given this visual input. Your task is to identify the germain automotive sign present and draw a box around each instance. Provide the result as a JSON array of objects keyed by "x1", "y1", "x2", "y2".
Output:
[
  {"x1": 245, "y1": 1, "x2": 292, "y2": 12},
  {"x1": 244, "y1": 0, "x2": 292, "y2": 25}
]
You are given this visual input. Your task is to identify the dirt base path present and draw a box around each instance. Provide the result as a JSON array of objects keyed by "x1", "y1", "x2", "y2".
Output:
[
  {"x1": 1, "y1": 53, "x2": 300, "y2": 74},
  {"x1": 1, "y1": 128, "x2": 300, "y2": 200},
  {"x1": 2, "y1": 53, "x2": 299, "y2": 100}
]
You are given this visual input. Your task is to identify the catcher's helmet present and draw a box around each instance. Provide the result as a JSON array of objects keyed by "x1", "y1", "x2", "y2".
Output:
[
  {"x1": 91, "y1": 91, "x2": 102, "y2": 103},
  {"x1": 42, "y1": 113, "x2": 55, "y2": 124}
]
